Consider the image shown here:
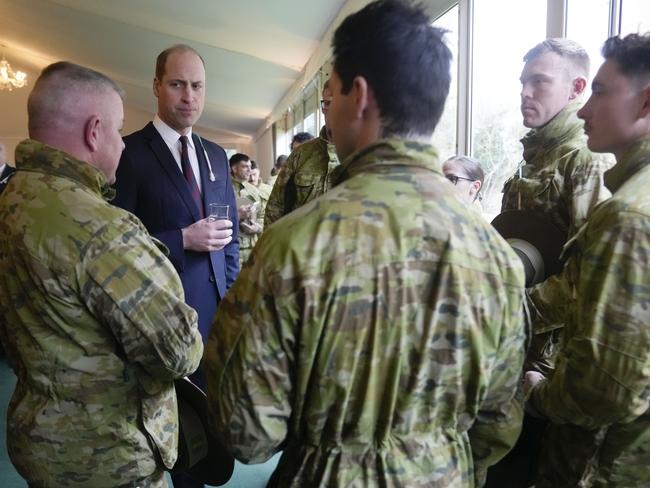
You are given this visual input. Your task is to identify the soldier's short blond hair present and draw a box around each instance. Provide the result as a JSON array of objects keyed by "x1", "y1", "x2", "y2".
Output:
[
  {"x1": 28, "y1": 61, "x2": 124, "y2": 134},
  {"x1": 524, "y1": 38, "x2": 590, "y2": 80}
]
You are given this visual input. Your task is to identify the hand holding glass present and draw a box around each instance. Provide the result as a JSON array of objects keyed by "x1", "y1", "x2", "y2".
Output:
[{"x1": 208, "y1": 204, "x2": 230, "y2": 222}]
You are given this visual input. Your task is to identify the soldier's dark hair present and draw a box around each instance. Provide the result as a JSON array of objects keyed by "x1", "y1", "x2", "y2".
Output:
[
  {"x1": 601, "y1": 33, "x2": 650, "y2": 86},
  {"x1": 332, "y1": 0, "x2": 451, "y2": 138},
  {"x1": 291, "y1": 132, "x2": 314, "y2": 146},
  {"x1": 250, "y1": 160, "x2": 258, "y2": 170},
  {"x1": 229, "y1": 153, "x2": 250, "y2": 168},
  {"x1": 155, "y1": 44, "x2": 205, "y2": 80},
  {"x1": 28, "y1": 61, "x2": 124, "y2": 134},
  {"x1": 275, "y1": 154, "x2": 288, "y2": 168},
  {"x1": 524, "y1": 38, "x2": 590, "y2": 79}
]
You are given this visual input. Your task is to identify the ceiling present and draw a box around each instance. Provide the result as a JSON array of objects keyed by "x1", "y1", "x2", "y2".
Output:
[{"x1": 0, "y1": 0, "x2": 351, "y2": 141}]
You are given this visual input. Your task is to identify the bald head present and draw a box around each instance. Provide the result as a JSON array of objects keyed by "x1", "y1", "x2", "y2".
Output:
[{"x1": 27, "y1": 62, "x2": 126, "y2": 183}]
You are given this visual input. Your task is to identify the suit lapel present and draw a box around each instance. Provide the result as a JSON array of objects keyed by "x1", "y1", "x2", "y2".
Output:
[{"x1": 144, "y1": 122, "x2": 201, "y2": 221}]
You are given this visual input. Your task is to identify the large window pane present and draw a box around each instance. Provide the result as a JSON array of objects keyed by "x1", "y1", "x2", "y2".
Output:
[
  {"x1": 431, "y1": 4, "x2": 458, "y2": 161},
  {"x1": 620, "y1": 0, "x2": 650, "y2": 35},
  {"x1": 471, "y1": 0, "x2": 546, "y2": 219},
  {"x1": 566, "y1": 0, "x2": 610, "y2": 91}
]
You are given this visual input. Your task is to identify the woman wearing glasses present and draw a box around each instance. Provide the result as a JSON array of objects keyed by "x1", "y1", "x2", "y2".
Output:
[{"x1": 442, "y1": 155, "x2": 484, "y2": 204}]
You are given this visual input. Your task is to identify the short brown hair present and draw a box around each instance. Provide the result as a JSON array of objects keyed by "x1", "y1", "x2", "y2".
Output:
[
  {"x1": 155, "y1": 44, "x2": 205, "y2": 80},
  {"x1": 524, "y1": 38, "x2": 590, "y2": 79}
]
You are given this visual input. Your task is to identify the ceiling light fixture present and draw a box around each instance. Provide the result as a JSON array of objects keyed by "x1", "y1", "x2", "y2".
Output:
[{"x1": 0, "y1": 48, "x2": 27, "y2": 91}]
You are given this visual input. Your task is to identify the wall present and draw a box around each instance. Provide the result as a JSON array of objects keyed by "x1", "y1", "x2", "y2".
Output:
[
  {"x1": 0, "y1": 65, "x2": 253, "y2": 164},
  {"x1": 254, "y1": 127, "x2": 274, "y2": 179}
]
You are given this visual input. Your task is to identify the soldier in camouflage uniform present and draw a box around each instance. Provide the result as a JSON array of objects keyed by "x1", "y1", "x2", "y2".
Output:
[
  {"x1": 501, "y1": 39, "x2": 614, "y2": 375},
  {"x1": 264, "y1": 81, "x2": 340, "y2": 227},
  {"x1": 488, "y1": 38, "x2": 615, "y2": 488},
  {"x1": 0, "y1": 62, "x2": 203, "y2": 488},
  {"x1": 205, "y1": 2, "x2": 526, "y2": 487},
  {"x1": 249, "y1": 160, "x2": 273, "y2": 201},
  {"x1": 230, "y1": 153, "x2": 264, "y2": 266},
  {"x1": 524, "y1": 33, "x2": 650, "y2": 488}
]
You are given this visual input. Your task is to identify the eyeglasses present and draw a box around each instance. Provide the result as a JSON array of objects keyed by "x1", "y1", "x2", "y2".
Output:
[
  {"x1": 445, "y1": 174, "x2": 476, "y2": 185},
  {"x1": 320, "y1": 99, "x2": 332, "y2": 111}
]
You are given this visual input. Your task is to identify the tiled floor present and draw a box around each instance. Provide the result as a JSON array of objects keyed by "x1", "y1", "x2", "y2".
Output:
[{"x1": 0, "y1": 358, "x2": 279, "y2": 487}]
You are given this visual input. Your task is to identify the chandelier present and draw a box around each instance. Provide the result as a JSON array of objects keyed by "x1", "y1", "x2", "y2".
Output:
[{"x1": 0, "y1": 51, "x2": 27, "y2": 91}]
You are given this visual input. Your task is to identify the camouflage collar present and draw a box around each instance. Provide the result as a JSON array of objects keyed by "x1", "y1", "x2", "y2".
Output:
[
  {"x1": 15, "y1": 139, "x2": 115, "y2": 200},
  {"x1": 335, "y1": 138, "x2": 440, "y2": 184},
  {"x1": 520, "y1": 101, "x2": 584, "y2": 164},
  {"x1": 604, "y1": 135, "x2": 650, "y2": 193}
]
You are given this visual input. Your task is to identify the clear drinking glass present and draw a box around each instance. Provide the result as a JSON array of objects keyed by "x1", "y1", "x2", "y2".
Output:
[{"x1": 208, "y1": 204, "x2": 229, "y2": 221}]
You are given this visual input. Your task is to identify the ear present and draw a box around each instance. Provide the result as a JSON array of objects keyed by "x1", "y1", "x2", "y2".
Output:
[
  {"x1": 153, "y1": 77, "x2": 160, "y2": 98},
  {"x1": 351, "y1": 76, "x2": 370, "y2": 119},
  {"x1": 640, "y1": 83, "x2": 650, "y2": 118},
  {"x1": 84, "y1": 115, "x2": 101, "y2": 152},
  {"x1": 471, "y1": 180, "x2": 482, "y2": 201},
  {"x1": 570, "y1": 76, "x2": 587, "y2": 99}
]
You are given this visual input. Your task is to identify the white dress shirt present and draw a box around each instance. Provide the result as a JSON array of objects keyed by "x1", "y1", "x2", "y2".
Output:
[{"x1": 153, "y1": 114, "x2": 202, "y2": 189}]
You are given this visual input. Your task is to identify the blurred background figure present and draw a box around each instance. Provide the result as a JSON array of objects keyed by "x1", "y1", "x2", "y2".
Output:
[
  {"x1": 0, "y1": 142, "x2": 16, "y2": 194},
  {"x1": 249, "y1": 159, "x2": 272, "y2": 201},
  {"x1": 443, "y1": 155, "x2": 484, "y2": 204},
  {"x1": 290, "y1": 131, "x2": 314, "y2": 152},
  {"x1": 267, "y1": 154, "x2": 287, "y2": 187}
]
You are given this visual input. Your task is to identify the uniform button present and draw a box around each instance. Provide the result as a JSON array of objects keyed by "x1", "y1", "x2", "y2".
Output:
[{"x1": 209, "y1": 276, "x2": 215, "y2": 283}]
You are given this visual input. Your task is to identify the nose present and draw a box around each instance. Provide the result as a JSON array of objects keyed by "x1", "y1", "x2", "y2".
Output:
[
  {"x1": 577, "y1": 99, "x2": 591, "y2": 120},
  {"x1": 520, "y1": 82, "x2": 532, "y2": 100},
  {"x1": 181, "y1": 85, "x2": 193, "y2": 102}
]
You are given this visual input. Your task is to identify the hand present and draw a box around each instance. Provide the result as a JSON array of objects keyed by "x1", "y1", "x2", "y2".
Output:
[
  {"x1": 522, "y1": 370, "x2": 545, "y2": 395},
  {"x1": 240, "y1": 220, "x2": 262, "y2": 235},
  {"x1": 182, "y1": 218, "x2": 233, "y2": 252},
  {"x1": 238, "y1": 205, "x2": 253, "y2": 221}
]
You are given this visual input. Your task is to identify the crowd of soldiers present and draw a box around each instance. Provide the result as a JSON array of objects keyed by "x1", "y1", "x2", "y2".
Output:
[{"x1": 0, "y1": 0, "x2": 649, "y2": 487}]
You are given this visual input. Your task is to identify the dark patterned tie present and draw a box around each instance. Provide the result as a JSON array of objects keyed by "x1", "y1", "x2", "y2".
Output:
[{"x1": 179, "y1": 135, "x2": 204, "y2": 218}]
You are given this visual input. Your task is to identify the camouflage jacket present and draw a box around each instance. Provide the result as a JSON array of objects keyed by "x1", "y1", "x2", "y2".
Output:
[
  {"x1": 501, "y1": 101, "x2": 613, "y2": 239},
  {"x1": 206, "y1": 139, "x2": 526, "y2": 487},
  {"x1": 0, "y1": 140, "x2": 203, "y2": 488},
  {"x1": 232, "y1": 178, "x2": 264, "y2": 266},
  {"x1": 503, "y1": 102, "x2": 614, "y2": 373},
  {"x1": 529, "y1": 136, "x2": 650, "y2": 487},
  {"x1": 264, "y1": 126, "x2": 340, "y2": 227}
]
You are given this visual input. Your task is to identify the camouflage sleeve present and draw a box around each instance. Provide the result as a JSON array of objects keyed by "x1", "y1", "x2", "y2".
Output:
[
  {"x1": 264, "y1": 151, "x2": 299, "y2": 227},
  {"x1": 529, "y1": 207, "x2": 650, "y2": 429},
  {"x1": 567, "y1": 153, "x2": 612, "y2": 235},
  {"x1": 524, "y1": 268, "x2": 573, "y2": 374},
  {"x1": 205, "y1": 242, "x2": 294, "y2": 463},
  {"x1": 81, "y1": 213, "x2": 203, "y2": 386},
  {"x1": 468, "y1": 285, "x2": 526, "y2": 486}
]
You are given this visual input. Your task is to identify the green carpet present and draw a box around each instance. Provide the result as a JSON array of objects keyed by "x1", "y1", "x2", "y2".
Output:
[{"x1": 0, "y1": 358, "x2": 280, "y2": 487}]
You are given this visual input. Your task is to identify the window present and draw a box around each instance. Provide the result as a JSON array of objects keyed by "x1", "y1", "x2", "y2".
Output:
[
  {"x1": 566, "y1": 0, "x2": 610, "y2": 90},
  {"x1": 303, "y1": 84, "x2": 319, "y2": 137},
  {"x1": 471, "y1": 0, "x2": 547, "y2": 218},
  {"x1": 292, "y1": 101, "x2": 304, "y2": 135},
  {"x1": 431, "y1": 4, "x2": 459, "y2": 161},
  {"x1": 620, "y1": 0, "x2": 650, "y2": 35}
]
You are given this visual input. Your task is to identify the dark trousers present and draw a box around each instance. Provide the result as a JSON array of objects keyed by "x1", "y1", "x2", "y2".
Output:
[
  {"x1": 484, "y1": 413, "x2": 547, "y2": 488},
  {"x1": 171, "y1": 367, "x2": 206, "y2": 488}
]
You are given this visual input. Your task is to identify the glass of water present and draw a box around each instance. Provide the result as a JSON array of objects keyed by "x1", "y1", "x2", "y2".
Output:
[{"x1": 208, "y1": 204, "x2": 229, "y2": 221}]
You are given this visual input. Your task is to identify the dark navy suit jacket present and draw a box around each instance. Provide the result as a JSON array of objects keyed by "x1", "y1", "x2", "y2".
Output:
[{"x1": 112, "y1": 122, "x2": 239, "y2": 340}]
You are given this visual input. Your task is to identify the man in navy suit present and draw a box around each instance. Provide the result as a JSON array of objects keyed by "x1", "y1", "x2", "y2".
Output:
[{"x1": 113, "y1": 43, "x2": 239, "y2": 487}]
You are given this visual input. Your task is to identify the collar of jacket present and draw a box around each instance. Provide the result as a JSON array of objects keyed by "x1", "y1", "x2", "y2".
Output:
[
  {"x1": 604, "y1": 134, "x2": 650, "y2": 193},
  {"x1": 335, "y1": 138, "x2": 440, "y2": 185},
  {"x1": 520, "y1": 100, "x2": 584, "y2": 164},
  {"x1": 15, "y1": 139, "x2": 115, "y2": 200}
]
